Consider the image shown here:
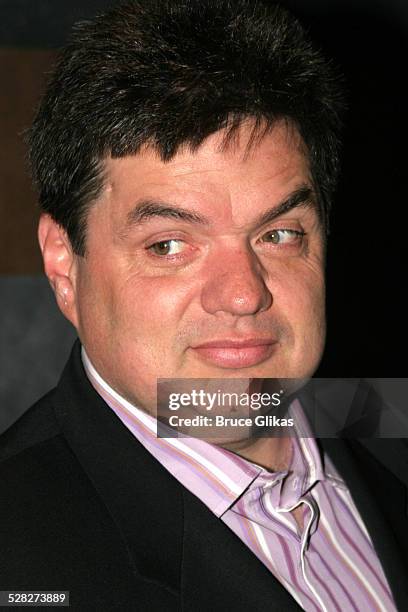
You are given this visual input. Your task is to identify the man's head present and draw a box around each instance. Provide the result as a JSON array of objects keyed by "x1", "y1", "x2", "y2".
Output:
[{"x1": 31, "y1": 0, "x2": 344, "y2": 413}]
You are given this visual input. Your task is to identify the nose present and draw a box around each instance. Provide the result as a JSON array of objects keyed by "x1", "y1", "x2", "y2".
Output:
[{"x1": 200, "y1": 246, "x2": 272, "y2": 317}]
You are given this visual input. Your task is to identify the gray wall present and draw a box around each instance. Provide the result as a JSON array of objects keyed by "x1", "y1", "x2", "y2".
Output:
[{"x1": 0, "y1": 277, "x2": 77, "y2": 433}]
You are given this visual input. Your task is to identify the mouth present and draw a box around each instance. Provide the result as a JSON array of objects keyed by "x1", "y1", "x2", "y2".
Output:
[{"x1": 191, "y1": 338, "x2": 278, "y2": 369}]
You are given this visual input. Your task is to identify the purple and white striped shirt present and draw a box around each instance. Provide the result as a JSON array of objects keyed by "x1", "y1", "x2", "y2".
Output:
[{"x1": 82, "y1": 349, "x2": 396, "y2": 612}]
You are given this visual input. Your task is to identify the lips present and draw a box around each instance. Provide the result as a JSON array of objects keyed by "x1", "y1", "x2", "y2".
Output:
[{"x1": 191, "y1": 338, "x2": 278, "y2": 368}]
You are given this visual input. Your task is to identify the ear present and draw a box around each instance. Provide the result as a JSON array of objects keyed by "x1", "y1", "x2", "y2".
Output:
[{"x1": 38, "y1": 213, "x2": 79, "y2": 328}]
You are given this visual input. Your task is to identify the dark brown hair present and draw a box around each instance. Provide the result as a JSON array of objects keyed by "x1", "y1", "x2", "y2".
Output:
[{"x1": 29, "y1": 0, "x2": 345, "y2": 255}]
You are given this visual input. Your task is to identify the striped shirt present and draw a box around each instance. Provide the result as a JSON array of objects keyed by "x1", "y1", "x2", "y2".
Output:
[{"x1": 82, "y1": 349, "x2": 396, "y2": 612}]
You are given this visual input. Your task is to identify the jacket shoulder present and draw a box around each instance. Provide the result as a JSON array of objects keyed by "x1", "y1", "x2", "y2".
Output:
[{"x1": 0, "y1": 389, "x2": 61, "y2": 464}]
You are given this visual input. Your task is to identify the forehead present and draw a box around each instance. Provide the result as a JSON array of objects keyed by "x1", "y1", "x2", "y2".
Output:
[{"x1": 99, "y1": 121, "x2": 312, "y2": 227}]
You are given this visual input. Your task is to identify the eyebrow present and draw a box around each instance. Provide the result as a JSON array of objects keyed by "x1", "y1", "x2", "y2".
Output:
[
  {"x1": 253, "y1": 185, "x2": 316, "y2": 227},
  {"x1": 124, "y1": 184, "x2": 316, "y2": 231},
  {"x1": 126, "y1": 199, "x2": 209, "y2": 228}
]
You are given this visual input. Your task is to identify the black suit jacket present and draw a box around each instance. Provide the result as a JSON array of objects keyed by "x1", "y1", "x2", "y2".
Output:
[{"x1": 1, "y1": 342, "x2": 408, "y2": 611}]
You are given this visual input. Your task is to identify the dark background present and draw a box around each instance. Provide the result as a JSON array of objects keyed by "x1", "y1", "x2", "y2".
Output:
[{"x1": 1, "y1": 0, "x2": 407, "y2": 432}]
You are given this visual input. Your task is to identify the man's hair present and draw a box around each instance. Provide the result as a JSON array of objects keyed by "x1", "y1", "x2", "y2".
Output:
[{"x1": 29, "y1": 0, "x2": 345, "y2": 255}]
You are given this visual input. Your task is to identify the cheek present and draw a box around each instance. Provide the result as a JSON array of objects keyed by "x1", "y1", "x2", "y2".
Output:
[
  {"x1": 111, "y1": 274, "x2": 195, "y2": 338},
  {"x1": 270, "y1": 262, "x2": 325, "y2": 335},
  {"x1": 293, "y1": 274, "x2": 326, "y2": 360},
  {"x1": 270, "y1": 264, "x2": 326, "y2": 377}
]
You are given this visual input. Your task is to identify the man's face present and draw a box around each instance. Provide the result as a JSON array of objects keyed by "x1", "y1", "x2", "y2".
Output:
[{"x1": 59, "y1": 121, "x2": 326, "y2": 413}]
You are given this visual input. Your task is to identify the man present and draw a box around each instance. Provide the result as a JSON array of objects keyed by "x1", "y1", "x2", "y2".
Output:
[{"x1": 1, "y1": 1, "x2": 407, "y2": 610}]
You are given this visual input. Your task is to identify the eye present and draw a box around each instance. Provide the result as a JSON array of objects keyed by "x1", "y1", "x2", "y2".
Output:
[
  {"x1": 260, "y1": 229, "x2": 305, "y2": 245},
  {"x1": 148, "y1": 239, "x2": 186, "y2": 256}
]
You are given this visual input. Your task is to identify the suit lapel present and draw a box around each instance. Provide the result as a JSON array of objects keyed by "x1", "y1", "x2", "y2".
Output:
[
  {"x1": 53, "y1": 342, "x2": 184, "y2": 595},
  {"x1": 180, "y1": 488, "x2": 301, "y2": 611}
]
